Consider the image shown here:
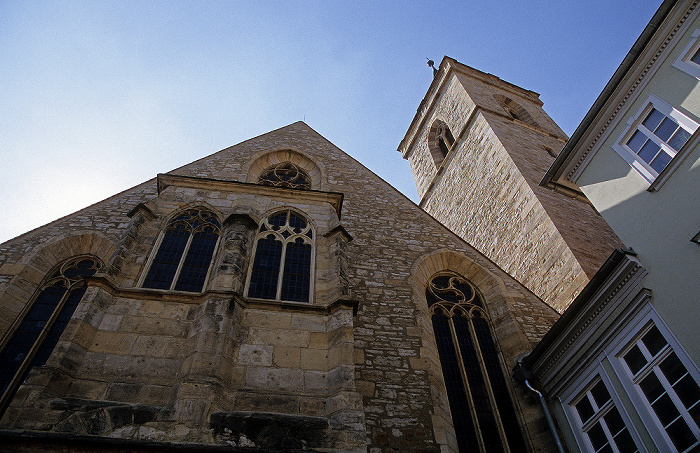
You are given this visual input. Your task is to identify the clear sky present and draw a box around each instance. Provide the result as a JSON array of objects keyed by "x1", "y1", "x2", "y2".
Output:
[{"x1": 0, "y1": 0, "x2": 663, "y2": 244}]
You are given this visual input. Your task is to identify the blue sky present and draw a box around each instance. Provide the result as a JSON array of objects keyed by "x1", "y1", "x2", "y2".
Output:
[{"x1": 0, "y1": 1, "x2": 662, "y2": 243}]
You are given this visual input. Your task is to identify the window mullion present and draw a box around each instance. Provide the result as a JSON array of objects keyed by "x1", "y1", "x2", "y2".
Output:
[
  {"x1": 0, "y1": 287, "x2": 71, "y2": 413},
  {"x1": 170, "y1": 232, "x2": 194, "y2": 290},
  {"x1": 448, "y1": 314, "x2": 487, "y2": 453},
  {"x1": 276, "y1": 236, "x2": 288, "y2": 301},
  {"x1": 469, "y1": 313, "x2": 511, "y2": 453}
]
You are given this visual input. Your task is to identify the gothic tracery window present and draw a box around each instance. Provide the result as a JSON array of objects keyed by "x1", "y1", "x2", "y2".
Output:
[
  {"x1": 142, "y1": 208, "x2": 220, "y2": 292},
  {"x1": 246, "y1": 209, "x2": 313, "y2": 302},
  {"x1": 258, "y1": 162, "x2": 312, "y2": 189},
  {"x1": 0, "y1": 257, "x2": 101, "y2": 412},
  {"x1": 428, "y1": 120, "x2": 455, "y2": 166},
  {"x1": 426, "y1": 273, "x2": 526, "y2": 453}
]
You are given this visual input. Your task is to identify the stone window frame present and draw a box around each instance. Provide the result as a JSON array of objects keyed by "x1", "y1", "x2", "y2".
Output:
[
  {"x1": 612, "y1": 94, "x2": 699, "y2": 184},
  {"x1": 244, "y1": 208, "x2": 316, "y2": 303},
  {"x1": 425, "y1": 271, "x2": 527, "y2": 452},
  {"x1": 493, "y1": 94, "x2": 540, "y2": 128},
  {"x1": 0, "y1": 255, "x2": 102, "y2": 416},
  {"x1": 609, "y1": 305, "x2": 700, "y2": 452},
  {"x1": 562, "y1": 367, "x2": 644, "y2": 453},
  {"x1": 258, "y1": 161, "x2": 312, "y2": 189},
  {"x1": 673, "y1": 28, "x2": 700, "y2": 80},
  {"x1": 139, "y1": 207, "x2": 222, "y2": 293},
  {"x1": 427, "y1": 119, "x2": 456, "y2": 167}
]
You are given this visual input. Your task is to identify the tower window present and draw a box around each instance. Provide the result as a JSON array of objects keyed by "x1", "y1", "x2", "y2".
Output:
[
  {"x1": 428, "y1": 120, "x2": 455, "y2": 167},
  {"x1": 142, "y1": 208, "x2": 220, "y2": 292},
  {"x1": 246, "y1": 209, "x2": 313, "y2": 302},
  {"x1": 426, "y1": 273, "x2": 527, "y2": 453},
  {"x1": 258, "y1": 162, "x2": 312, "y2": 190},
  {"x1": 0, "y1": 257, "x2": 101, "y2": 413}
]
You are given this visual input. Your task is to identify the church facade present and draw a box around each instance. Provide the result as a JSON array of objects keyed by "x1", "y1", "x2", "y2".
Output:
[{"x1": 0, "y1": 121, "x2": 565, "y2": 452}]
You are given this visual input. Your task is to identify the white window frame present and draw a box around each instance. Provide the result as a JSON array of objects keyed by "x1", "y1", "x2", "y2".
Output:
[
  {"x1": 608, "y1": 305, "x2": 700, "y2": 452},
  {"x1": 673, "y1": 28, "x2": 700, "y2": 80},
  {"x1": 612, "y1": 94, "x2": 699, "y2": 183},
  {"x1": 562, "y1": 365, "x2": 646, "y2": 453}
]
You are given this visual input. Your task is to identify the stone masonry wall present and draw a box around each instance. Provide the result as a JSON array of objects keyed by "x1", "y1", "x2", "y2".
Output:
[{"x1": 0, "y1": 123, "x2": 561, "y2": 452}]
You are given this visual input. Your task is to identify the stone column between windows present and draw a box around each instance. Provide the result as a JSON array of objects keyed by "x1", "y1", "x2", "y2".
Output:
[{"x1": 210, "y1": 213, "x2": 257, "y2": 294}]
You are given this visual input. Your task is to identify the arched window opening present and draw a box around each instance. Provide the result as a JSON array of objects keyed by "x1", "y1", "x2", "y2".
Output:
[
  {"x1": 247, "y1": 210, "x2": 313, "y2": 302},
  {"x1": 0, "y1": 257, "x2": 101, "y2": 412},
  {"x1": 258, "y1": 162, "x2": 312, "y2": 190},
  {"x1": 142, "y1": 208, "x2": 220, "y2": 293},
  {"x1": 428, "y1": 120, "x2": 456, "y2": 167},
  {"x1": 426, "y1": 273, "x2": 527, "y2": 453},
  {"x1": 494, "y1": 95, "x2": 539, "y2": 129}
]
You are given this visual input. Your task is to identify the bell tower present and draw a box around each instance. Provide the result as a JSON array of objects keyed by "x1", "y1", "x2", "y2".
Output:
[{"x1": 399, "y1": 57, "x2": 622, "y2": 312}]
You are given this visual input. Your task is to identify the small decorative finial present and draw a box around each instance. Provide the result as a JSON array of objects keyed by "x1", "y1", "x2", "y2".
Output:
[{"x1": 427, "y1": 58, "x2": 438, "y2": 77}]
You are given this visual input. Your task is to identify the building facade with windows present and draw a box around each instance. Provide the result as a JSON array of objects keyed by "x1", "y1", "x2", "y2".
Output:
[
  {"x1": 0, "y1": 122, "x2": 564, "y2": 452},
  {"x1": 531, "y1": 0, "x2": 700, "y2": 452}
]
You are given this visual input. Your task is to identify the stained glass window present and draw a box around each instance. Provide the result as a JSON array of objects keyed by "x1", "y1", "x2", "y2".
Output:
[
  {"x1": 258, "y1": 162, "x2": 312, "y2": 189},
  {"x1": 142, "y1": 208, "x2": 220, "y2": 293},
  {"x1": 0, "y1": 257, "x2": 101, "y2": 412},
  {"x1": 426, "y1": 273, "x2": 527, "y2": 453},
  {"x1": 247, "y1": 210, "x2": 313, "y2": 302}
]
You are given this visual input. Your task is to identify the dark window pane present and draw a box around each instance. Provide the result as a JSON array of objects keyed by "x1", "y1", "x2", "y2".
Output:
[
  {"x1": 587, "y1": 422, "x2": 609, "y2": 451},
  {"x1": 143, "y1": 227, "x2": 189, "y2": 289},
  {"x1": 652, "y1": 394, "x2": 680, "y2": 426},
  {"x1": 174, "y1": 229, "x2": 218, "y2": 292},
  {"x1": 268, "y1": 212, "x2": 287, "y2": 230},
  {"x1": 248, "y1": 235, "x2": 283, "y2": 299},
  {"x1": 674, "y1": 374, "x2": 700, "y2": 409},
  {"x1": 288, "y1": 212, "x2": 307, "y2": 233},
  {"x1": 692, "y1": 48, "x2": 700, "y2": 65},
  {"x1": 576, "y1": 396, "x2": 595, "y2": 423},
  {"x1": 666, "y1": 417, "x2": 697, "y2": 451},
  {"x1": 660, "y1": 353, "x2": 687, "y2": 385},
  {"x1": 624, "y1": 345, "x2": 647, "y2": 375},
  {"x1": 651, "y1": 151, "x2": 672, "y2": 174},
  {"x1": 640, "y1": 372, "x2": 664, "y2": 403},
  {"x1": 604, "y1": 407, "x2": 625, "y2": 436},
  {"x1": 643, "y1": 109, "x2": 664, "y2": 131},
  {"x1": 642, "y1": 325, "x2": 667, "y2": 357},
  {"x1": 668, "y1": 128, "x2": 691, "y2": 151},
  {"x1": 654, "y1": 117, "x2": 679, "y2": 142},
  {"x1": 637, "y1": 141, "x2": 660, "y2": 164},
  {"x1": 627, "y1": 131, "x2": 647, "y2": 152},
  {"x1": 591, "y1": 381, "x2": 611, "y2": 407},
  {"x1": 432, "y1": 314, "x2": 480, "y2": 452},
  {"x1": 613, "y1": 428, "x2": 638, "y2": 453},
  {"x1": 280, "y1": 239, "x2": 311, "y2": 302}
]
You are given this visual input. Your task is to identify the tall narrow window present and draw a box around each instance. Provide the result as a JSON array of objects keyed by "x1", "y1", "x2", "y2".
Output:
[
  {"x1": 428, "y1": 120, "x2": 455, "y2": 166},
  {"x1": 142, "y1": 208, "x2": 220, "y2": 292},
  {"x1": 426, "y1": 273, "x2": 526, "y2": 453},
  {"x1": 620, "y1": 323, "x2": 700, "y2": 452},
  {"x1": 0, "y1": 257, "x2": 101, "y2": 413},
  {"x1": 247, "y1": 210, "x2": 313, "y2": 302}
]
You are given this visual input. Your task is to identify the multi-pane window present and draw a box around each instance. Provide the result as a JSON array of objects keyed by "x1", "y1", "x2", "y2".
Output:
[
  {"x1": 614, "y1": 95, "x2": 699, "y2": 182},
  {"x1": 142, "y1": 208, "x2": 220, "y2": 293},
  {"x1": 247, "y1": 210, "x2": 313, "y2": 303},
  {"x1": 0, "y1": 257, "x2": 101, "y2": 413},
  {"x1": 572, "y1": 377, "x2": 639, "y2": 453},
  {"x1": 625, "y1": 108, "x2": 692, "y2": 174},
  {"x1": 426, "y1": 273, "x2": 526, "y2": 453},
  {"x1": 620, "y1": 323, "x2": 700, "y2": 452},
  {"x1": 258, "y1": 162, "x2": 312, "y2": 189}
]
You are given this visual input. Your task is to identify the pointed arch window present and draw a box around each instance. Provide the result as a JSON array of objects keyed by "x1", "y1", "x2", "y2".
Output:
[
  {"x1": 142, "y1": 208, "x2": 220, "y2": 292},
  {"x1": 0, "y1": 257, "x2": 101, "y2": 413},
  {"x1": 428, "y1": 120, "x2": 455, "y2": 166},
  {"x1": 426, "y1": 273, "x2": 527, "y2": 453},
  {"x1": 246, "y1": 209, "x2": 313, "y2": 303}
]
